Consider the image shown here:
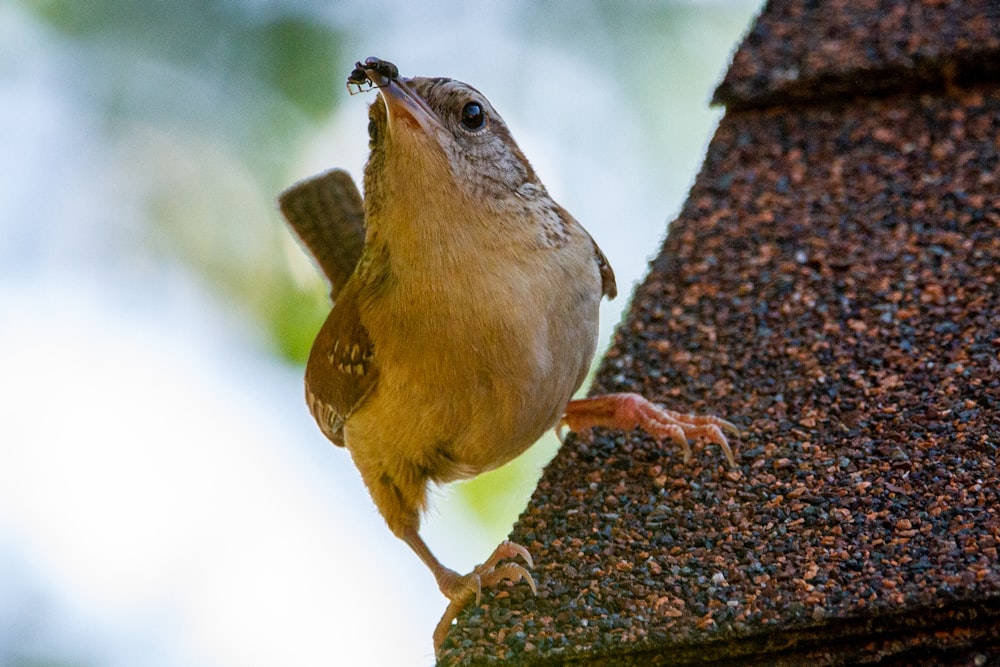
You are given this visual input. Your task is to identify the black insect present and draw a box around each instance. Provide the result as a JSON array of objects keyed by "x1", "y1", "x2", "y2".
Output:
[
  {"x1": 346, "y1": 57, "x2": 399, "y2": 95},
  {"x1": 346, "y1": 64, "x2": 369, "y2": 89}
]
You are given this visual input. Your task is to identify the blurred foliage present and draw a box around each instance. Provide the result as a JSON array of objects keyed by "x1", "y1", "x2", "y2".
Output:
[
  {"x1": 458, "y1": 433, "x2": 561, "y2": 529},
  {"x1": 24, "y1": 0, "x2": 340, "y2": 121},
  {"x1": 270, "y1": 280, "x2": 331, "y2": 362},
  {"x1": 256, "y1": 19, "x2": 339, "y2": 120},
  {"x1": 21, "y1": 0, "x2": 342, "y2": 363}
]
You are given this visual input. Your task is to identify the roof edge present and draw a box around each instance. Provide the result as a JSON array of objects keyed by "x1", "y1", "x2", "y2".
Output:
[{"x1": 713, "y1": 46, "x2": 1000, "y2": 110}]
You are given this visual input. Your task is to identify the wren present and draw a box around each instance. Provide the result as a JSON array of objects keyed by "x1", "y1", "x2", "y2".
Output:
[{"x1": 279, "y1": 57, "x2": 738, "y2": 653}]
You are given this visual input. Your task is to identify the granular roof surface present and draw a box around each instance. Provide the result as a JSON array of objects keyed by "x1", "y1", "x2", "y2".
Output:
[
  {"x1": 437, "y1": 6, "x2": 1000, "y2": 662},
  {"x1": 714, "y1": 0, "x2": 1000, "y2": 108}
]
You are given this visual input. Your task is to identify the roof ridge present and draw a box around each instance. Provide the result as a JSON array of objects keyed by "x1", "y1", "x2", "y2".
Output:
[{"x1": 714, "y1": 0, "x2": 1000, "y2": 109}]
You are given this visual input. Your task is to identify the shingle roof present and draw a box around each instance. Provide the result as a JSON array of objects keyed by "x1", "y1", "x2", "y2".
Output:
[
  {"x1": 438, "y1": 2, "x2": 1000, "y2": 664},
  {"x1": 714, "y1": 0, "x2": 1000, "y2": 108}
]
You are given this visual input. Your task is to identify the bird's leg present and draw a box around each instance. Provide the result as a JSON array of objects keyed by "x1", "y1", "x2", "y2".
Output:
[
  {"x1": 401, "y1": 527, "x2": 535, "y2": 653},
  {"x1": 560, "y1": 392, "x2": 739, "y2": 467},
  {"x1": 356, "y1": 459, "x2": 535, "y2": 652}
]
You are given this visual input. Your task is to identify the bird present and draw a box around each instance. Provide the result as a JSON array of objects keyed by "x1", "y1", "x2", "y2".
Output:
[{"x1": 278, "y1": 57, "x2": 738, "y2": 653}]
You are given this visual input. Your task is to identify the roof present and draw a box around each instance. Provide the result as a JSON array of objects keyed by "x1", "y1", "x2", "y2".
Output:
[
  {"x1": 438, "y1": 1, "x2": 1000, "y2": 664},
  {"x1": 714, "y1": 0, "x2": 1000, "y2": 108}
]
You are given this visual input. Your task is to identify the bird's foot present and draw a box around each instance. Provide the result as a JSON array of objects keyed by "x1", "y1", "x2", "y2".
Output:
[
  {"x1": 432, "y1": 540, "x2": 536, "y2": 653},
  {"x1": 560, "y1": 392, "x2": 739, "y2": 467}
]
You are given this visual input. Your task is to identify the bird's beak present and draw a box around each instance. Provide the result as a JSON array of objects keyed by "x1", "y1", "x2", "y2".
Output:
[{"x1": 366, "y1": 67, "x2": 442, "y2": 137}]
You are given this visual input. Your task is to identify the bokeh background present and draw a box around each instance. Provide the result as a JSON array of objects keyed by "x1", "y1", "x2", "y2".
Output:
[{"x1": 0, "y1": 1, "x2": 761, "y2": 665}]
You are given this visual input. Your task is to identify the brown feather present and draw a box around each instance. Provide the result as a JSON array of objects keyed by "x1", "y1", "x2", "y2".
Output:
[
  {"x1": 554, "y1": 207, "x2": 616, "y2": 298},
  {"x1": 304, "y1": 278, "x2": 379, "y2": 446},
  {"x1": 279, "y1": 169, "x2": 366, "y2": 299},
  {"x1": 589, "y1": 235, "x2": 617, "y2": 299}
]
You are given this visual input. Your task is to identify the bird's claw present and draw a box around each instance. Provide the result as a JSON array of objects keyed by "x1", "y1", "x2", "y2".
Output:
[
  {"x1": 561, "y1": 393, "x2": 739, "y2": 468},
  {"x1": 433, "y1": 540, "x2": 536, "y2": 654}
]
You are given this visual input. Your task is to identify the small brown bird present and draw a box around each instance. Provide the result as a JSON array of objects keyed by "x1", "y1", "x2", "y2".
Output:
[{"x1": 279, "y1": 57, "x2": 737, "y2": 652}]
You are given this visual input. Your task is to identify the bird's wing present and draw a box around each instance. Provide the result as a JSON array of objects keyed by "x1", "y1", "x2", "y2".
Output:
[
  {"x1": 279, "y1": 169, "x2": 366, "y2": 300},
  {"x1": 304, "y1": 277, "x2": 379, "y2": 446},
  {"x1": 592, "y1": 238, "x2": 618, "y2": 300},
  {"x1": 554, "y1": 206, "x2": 617, "y2": 300}
]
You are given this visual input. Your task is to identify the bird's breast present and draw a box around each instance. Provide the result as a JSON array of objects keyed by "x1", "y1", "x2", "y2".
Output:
[{"x1": 351, "y1": 241, "x2": 602, "y2": 480}]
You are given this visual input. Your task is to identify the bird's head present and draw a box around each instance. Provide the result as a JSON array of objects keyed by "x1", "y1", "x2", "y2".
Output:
[{"x1": 357, "y1": 59, "x2": 545, "y2": 231}]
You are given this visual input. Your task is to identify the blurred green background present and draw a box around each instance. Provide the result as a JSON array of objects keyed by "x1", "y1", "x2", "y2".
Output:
[{"x1": 0, "y1": 1, "x2": 760, "y2": 665}]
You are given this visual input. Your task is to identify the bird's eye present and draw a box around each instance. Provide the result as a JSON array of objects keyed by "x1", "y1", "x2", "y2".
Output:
[
  {"x1": 460, "y1": 101, "x2": 486, "y2": 131},
  {"x1": 368, "y1": 119, "x2": 378, "y2": 144}
]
